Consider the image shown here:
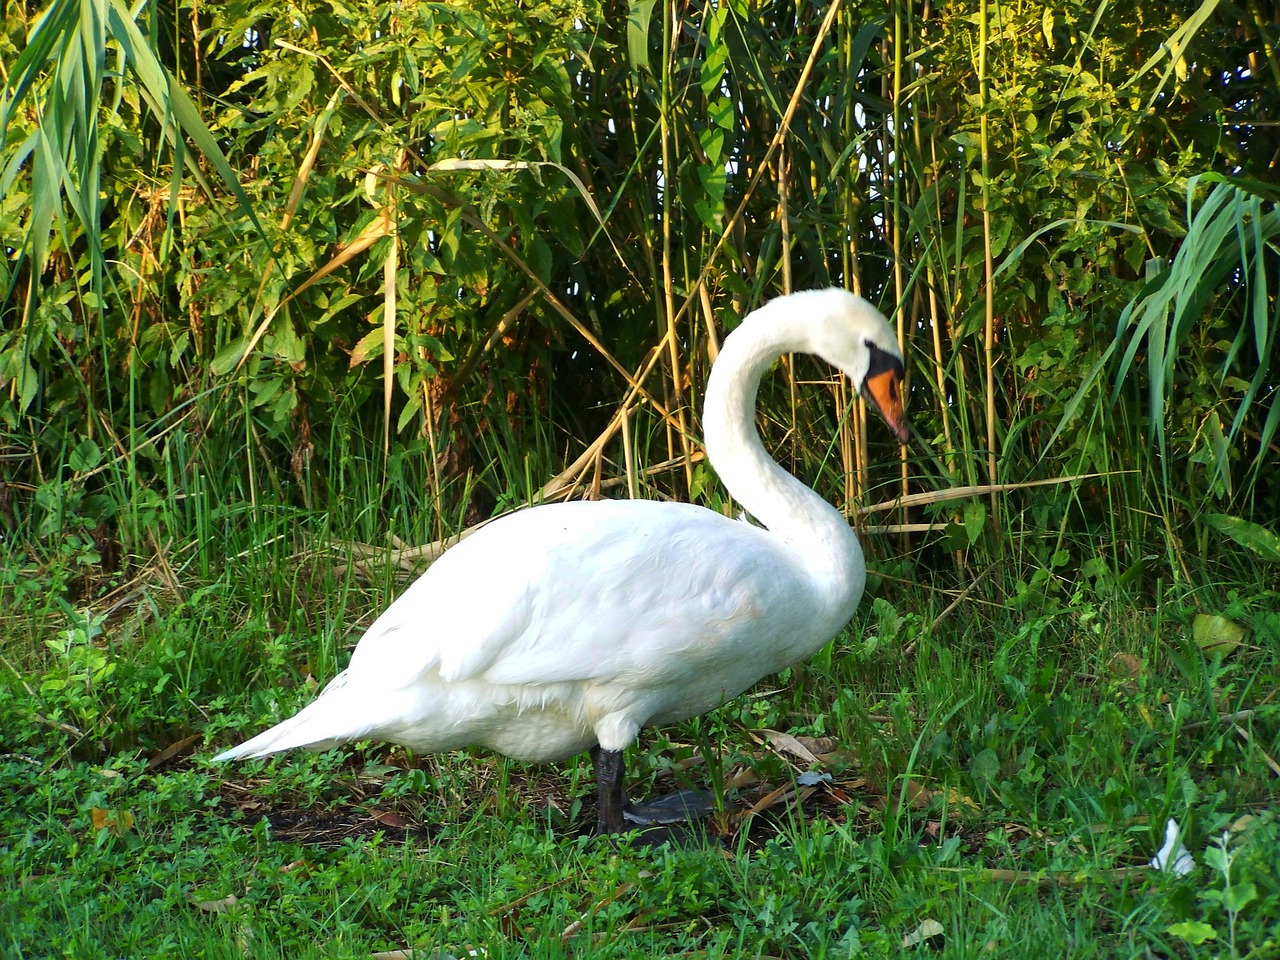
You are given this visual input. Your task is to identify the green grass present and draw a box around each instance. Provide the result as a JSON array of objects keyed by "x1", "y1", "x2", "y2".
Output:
[{"x1": 2, "y1": 482, "x2": 1279, "y2": 959}]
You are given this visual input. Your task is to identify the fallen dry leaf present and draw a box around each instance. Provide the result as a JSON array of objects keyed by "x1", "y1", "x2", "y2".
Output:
[
  {"x1": 192, "y1": 894, "x2": 237, "y2": 914},
  {"x1": 1109, "y1": 653, "x2": 1143, "y2": 679},
  {"x1": 944, "y1": 786, "x2": 981, "y2": 813},
  {"x1": 829, "y1": 786, "x2": 854, "y2": 804},
  {"x1": 796, "y1": 735, "x2": 837, "y2": 757},
  {"x1": 904, "y1": 779, "x2": 935, "y2": 809},
  {"x1": 90, "y1": 807, "x2": 134, "y2": 836},
  {"x1": 736, "y1": 783, "x2": 817, "y2": 821},
  {"x1": 368, "y1": 809, "x2": 411, "y2": 829},
  {"x1": 760, "y1": 729, "x2": 822, "y2": 764},
  {"x1": 146, "y1": 734, "x2": 202, "y2": 770}
]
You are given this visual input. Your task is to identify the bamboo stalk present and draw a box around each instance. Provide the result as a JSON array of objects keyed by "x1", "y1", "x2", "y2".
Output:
[
  {"x1": 978, "y1": 0, "x2": 999, "y2": 524},
  {"x1": 924, "y1": 165, "x2": 955, "y2": 475},
  {"x1": 777, "y1": 142, "x2": 798, "y2": 467},
  {"x1": 834, "y1": 376, "x2": 857, "y2": 508},
  {"x1": 913, "y1": 0, "x2": 955, "y2": 477},
  {"x1": 891, "y1": 0, "x2": 909, "y2": 546},
  {"x1": 659, "y1": 0, "x2": 693, "y2": 497},
  {"x1": 621, "y1": 403, "x2": 637, "y2": 500},
  {"x1": 838, "y1": 8, "x2": 865, "y2": 504},
  {"x1": 382, "y1": 179, "x2": 398, "y2": 460}
]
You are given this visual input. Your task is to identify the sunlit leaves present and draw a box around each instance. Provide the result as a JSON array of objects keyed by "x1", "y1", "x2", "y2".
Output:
[{"x1": 1111, "y1": 176, "x2": 1280, "y2": 486}]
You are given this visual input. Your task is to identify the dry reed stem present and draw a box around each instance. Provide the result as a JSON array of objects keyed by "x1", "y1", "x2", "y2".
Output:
[
  {"x1": 658, "y1": 0, "x2": 692, "y2": 497},
  {"x1": 382, "y1": 171, "x2": 399, "y2": 457},
  {"x1": 621, "y1": 403, "x2": 637, "y2": 500},
  {"x1": 889, "y1": 1, "x2": 910, "y2": 546},
  {"x1": 535, "y1": 329, "x2": 678, "y2": 501},
  {"x1": 855, "y1": 473, "x2": 1116, "y2": 514}
]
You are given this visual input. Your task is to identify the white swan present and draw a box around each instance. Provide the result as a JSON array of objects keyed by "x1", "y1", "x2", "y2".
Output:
[{"x1": 213, "y1": 288, "x2": 909, "y2": 833}]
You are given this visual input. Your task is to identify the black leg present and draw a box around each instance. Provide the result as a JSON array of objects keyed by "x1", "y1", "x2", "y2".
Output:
[{"x1": 591, "y1": 745, "x2": 626, "y2": 834}]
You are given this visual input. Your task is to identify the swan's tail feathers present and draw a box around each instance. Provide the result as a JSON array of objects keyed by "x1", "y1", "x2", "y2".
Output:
[
  {"x1": 212, "y1": 677, "x2": 366, "y2": 762},
  {"x1": 211, "y1": 716, "x2": 345, "y2": 761}
]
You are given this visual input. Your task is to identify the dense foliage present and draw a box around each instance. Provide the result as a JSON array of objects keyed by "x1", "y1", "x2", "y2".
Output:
[{"x1": 3, "y1": 0, "x2": 1277, "y2": 581}]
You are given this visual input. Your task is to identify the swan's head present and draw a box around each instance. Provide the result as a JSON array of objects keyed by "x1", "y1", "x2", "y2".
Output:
[{"x1": 804, "y1": 289, "x2": 909, "y2": 444}]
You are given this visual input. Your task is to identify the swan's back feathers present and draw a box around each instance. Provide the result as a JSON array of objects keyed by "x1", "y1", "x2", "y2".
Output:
[{"x1": 345, "y1": 499, "x2": 846, "y2": 692}]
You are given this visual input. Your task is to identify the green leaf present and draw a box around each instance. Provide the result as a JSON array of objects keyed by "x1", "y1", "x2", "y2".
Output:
[
  {"x1": 269, "y1": 321, "x2": 306, "y2": 366},
  {"x1": 626, "y1": 0, "x2": 658, "y2": 75},
  {"x1": 1166, "y1": 921, "x2": 1217, "y2": 945},
  {"x1": 1192, "y1": 614, "x2": 1245, "y2": 655},
  {"x1": 963, "y1": 501, "x2": 986, "y2": 545},
  {"x1": 1, "y1": 355, "x2": 41, "y2": 413},
  {"x1": 211, "y1": 338, "x2": 249, "y2": 377},
  {"x1": 349, "y1": 328, "x2": 386, "y2": 367},
  {"x1": 700, "y1": 36, "x2": 729, "y2": 97},
  {"x1": 1223, "y1": 881, "x2": 1257, "y2": 914},
  {"x1": 1206, "y1": 514, "x2": 1280, "y2": 562},
  {"x1": 103, "y1": 2, "x2": 273, "y2": 254},
  {"x1": 69, "y1": 438, "x2": 102, "y2": 473},
  {"x1": 968, "y1": 748, "x2": 1000, "y2": 788},
  {"x1": 396, "y1": 392, "x2": 423, "y2": 433}
]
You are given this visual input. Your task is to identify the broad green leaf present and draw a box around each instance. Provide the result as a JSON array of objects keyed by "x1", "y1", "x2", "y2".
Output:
[
  {"x1": 1206, "y1": 514, "x2": 1280, "y2": 562},
  {"x1": 626, "y1": 0, "x2": 658, "y2": 75},
  {"x1": 968, "y1": 748, "x2": 1000, "y2": 787},
  {"x1": 211, "y1": 338, "x2": 249, "y2": 377},
  {"x1": 700, "y1": 37, "x2": 729, "y2": 97},
  {"x1": 268, "y1": 320, "x2": 306, "y2": 366},
  {"x1": 1167, "y1": 921, "x2": 1217, "y2": 945},
  {"x1": 396, "y1": 392, "x2": 423, "y2": 433},
  {"x1": 69, "y1": 438, "x2": 102, "y2": 473},
  {"x1": 1192, "y1": 614, "x2": 1245, "y2": 655},
  {"x1": 349, "y1": 328, "x2": 386, "y2": 367},
  {"x1": 963, "y1": 501, "x2": 986, "y2": 545},
  {"x1": 1223, "y1": 881, "x2": 1257, "y2": 914}
]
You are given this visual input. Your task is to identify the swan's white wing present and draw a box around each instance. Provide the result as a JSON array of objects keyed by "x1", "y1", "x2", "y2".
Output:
[{"x1": 343, "y1": 499, "x2": 816, "y2": 692}]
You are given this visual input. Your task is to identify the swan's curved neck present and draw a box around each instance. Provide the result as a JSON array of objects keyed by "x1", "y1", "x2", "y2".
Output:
[{"x1": 702, "y1": 301, "x2": 864, "y2": 605}]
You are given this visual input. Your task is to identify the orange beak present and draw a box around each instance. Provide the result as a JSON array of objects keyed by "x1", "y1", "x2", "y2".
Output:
[{"x1": 862, "y1": 369, "x2": 910, "y2": 444}]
